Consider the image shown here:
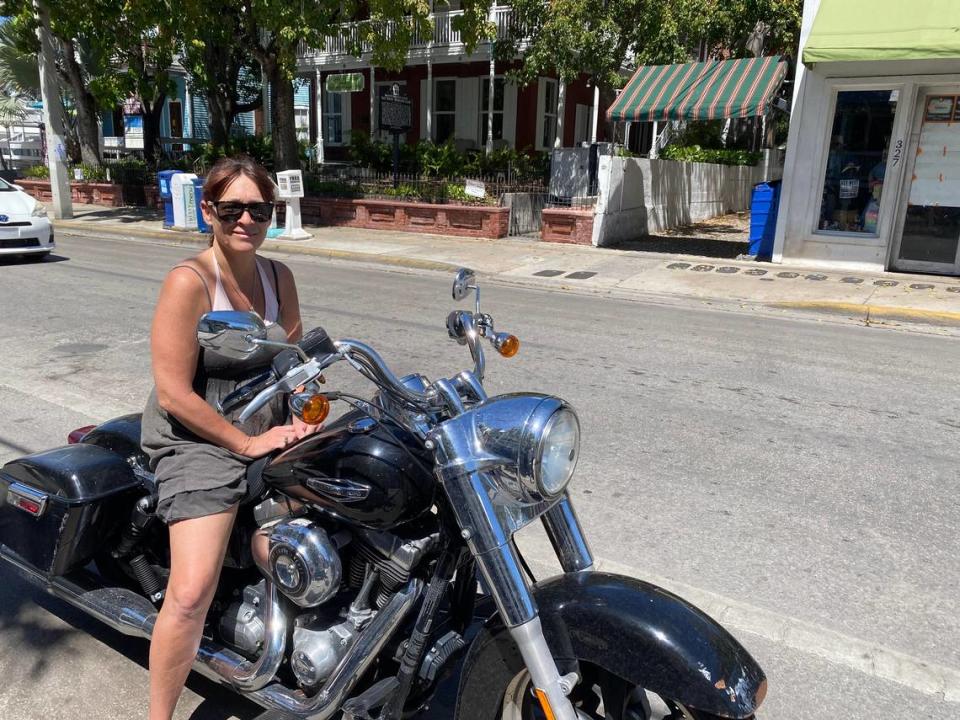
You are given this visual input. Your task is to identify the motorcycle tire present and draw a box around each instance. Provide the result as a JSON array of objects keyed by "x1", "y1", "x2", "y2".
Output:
[{"x1": 458, "y1": 625, "x2": 753, "y2": 720}]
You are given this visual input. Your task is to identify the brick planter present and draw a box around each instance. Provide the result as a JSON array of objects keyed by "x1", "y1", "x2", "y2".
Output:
[
  {"x1": 296, "y1": 197, "x2": 509, "y2": 239},
  {"x1": 16, "y1": 179, "x2": 162, "y2": 209},
  {"x1": 541, "y1": 208, "x2": 595, "y2": 245}
]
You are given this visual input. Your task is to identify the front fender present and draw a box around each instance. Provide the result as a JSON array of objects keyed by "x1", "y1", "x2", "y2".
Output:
[{"x1": 458, "y1": 571, "x2": 766, "y2": 719}]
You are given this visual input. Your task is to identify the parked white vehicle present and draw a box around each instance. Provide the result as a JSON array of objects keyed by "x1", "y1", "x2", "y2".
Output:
[{"x1": 0, "y1": 176, "x2": 53, "y2": 260}]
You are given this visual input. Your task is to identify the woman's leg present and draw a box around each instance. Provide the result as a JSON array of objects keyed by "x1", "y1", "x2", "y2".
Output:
[{"x1": 148, "y1": 505, "x2": 238, "y2": 720}]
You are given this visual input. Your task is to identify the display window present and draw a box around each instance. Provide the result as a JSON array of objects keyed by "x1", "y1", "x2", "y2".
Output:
[{"x1": 818, "y1": 90, "x2": 899, "y2": 235}]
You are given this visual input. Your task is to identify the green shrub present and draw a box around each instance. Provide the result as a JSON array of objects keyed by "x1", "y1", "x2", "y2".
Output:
[
  {"x1": 659, "y1": 144, "x2": 761, "y2": 167},
  {"x1": 22, "y1": 164, "x2": 49, "y2": 179}
]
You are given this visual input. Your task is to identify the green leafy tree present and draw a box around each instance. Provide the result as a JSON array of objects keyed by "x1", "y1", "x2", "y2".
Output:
[
  {"x1": 108, "y1": 2, "x2": 180, "y2": 166},
  {"x1": 0, "y1": 14, "x2": 84, "y2": 163},
  {"x1": 703, "y1": 0, "x2": 803, "y2": 60},
  {"x1": 497, "y1": 0, "x2": 712, "y2": 91},
  {"x1": 178, "y1": 2, "x2": 264, "y2": 152},
  {"x1": 229, "y1": 0, "x2": 476, "y2": 170}
]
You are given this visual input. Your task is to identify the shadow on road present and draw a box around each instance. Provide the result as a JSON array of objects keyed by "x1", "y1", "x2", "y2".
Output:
[
  {"x1": 611, "y1": 234, "x2": 750, "y2": 259},
  {"x1": 0, "y1": 565, "x2": 260, "y2": 718},
  {"x1": 0, "y1": 253, "x2": 69, "y2": 266}
]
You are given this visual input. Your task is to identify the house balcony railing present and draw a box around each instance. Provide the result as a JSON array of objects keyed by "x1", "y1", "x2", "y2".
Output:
[{"x1": 298, "y1": 6, "x2": 520, "y2": 63}]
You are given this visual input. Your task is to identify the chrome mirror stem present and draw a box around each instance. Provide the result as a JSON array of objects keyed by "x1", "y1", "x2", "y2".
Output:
[{"x1": 251, "y1": 338, "x2": 310, "y2": 362}]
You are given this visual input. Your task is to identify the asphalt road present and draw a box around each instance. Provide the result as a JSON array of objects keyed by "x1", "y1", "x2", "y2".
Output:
[{"x1": 0, "y1": 232, "x2": 957, "y2": 719}]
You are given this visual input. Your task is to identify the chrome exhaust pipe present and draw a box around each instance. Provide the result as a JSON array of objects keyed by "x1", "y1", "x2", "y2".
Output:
[
  {"x1": 2, "y1": 545, "x2": 424, "y2": 719},
  {"x1": 2, "y1": 545, "x2": 283, "y2": 693}
]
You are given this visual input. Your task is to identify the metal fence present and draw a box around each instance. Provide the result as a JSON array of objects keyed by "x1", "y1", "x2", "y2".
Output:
[{"x1": 303, "y1": 165, "x2": 549, "y2": 207}]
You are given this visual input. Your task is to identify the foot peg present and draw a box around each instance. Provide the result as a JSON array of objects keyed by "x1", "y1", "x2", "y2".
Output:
[{"x1": 341, "y1": 677, "x2": 399, "y2": 720}]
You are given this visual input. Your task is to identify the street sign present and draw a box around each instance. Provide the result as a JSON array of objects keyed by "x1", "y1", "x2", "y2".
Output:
[
  {"x1": 379, "y1": 94, "x2": 412, "y2": 133},
  {"x1": 325, "y1": 73, "x2": 365, "y2": 93}
]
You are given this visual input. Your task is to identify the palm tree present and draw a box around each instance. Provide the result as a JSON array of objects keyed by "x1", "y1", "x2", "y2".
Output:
[
  {"x1": 0, "y1": 94, "x2": 28, "y2": 171},
  {"x1": 0, "y1": 17, "x2": 82, "y2": 164}
]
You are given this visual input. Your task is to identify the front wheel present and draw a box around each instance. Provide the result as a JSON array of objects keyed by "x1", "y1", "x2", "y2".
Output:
[
  {"x1": 457, "y1": 626, "x2": 751, "y2": 720},
  {"x1": 499, "y1": 663, "x2": 721, "y2": 720}
]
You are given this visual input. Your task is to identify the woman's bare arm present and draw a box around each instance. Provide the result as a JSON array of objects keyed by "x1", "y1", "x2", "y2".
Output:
[{"x1": 151, "y1": 266, "x2": 253, "y2": 454}]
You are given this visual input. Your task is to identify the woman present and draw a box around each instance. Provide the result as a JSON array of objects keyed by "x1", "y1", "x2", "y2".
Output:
[{"x1": 141, "y1": 156, "x2": 316, "y2": 720}]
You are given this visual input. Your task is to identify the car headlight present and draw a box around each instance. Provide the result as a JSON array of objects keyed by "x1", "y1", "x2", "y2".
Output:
[
  {"x1": 535, "y1": 409, "x2": 580, "y2": 496},
  {"x1": 31, "y1": 202, "x2": 47, "y2": 217}
]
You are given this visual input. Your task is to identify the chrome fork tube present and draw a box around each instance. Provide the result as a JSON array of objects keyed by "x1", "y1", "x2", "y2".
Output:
[
  {"x1": 448, "y1": 474, "x2": 579, "y2": 720},
  {"x1": 541, "y1": 494, "x2": 594, "y2": 572}
]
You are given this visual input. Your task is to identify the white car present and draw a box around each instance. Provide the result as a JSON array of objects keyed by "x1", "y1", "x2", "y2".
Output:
[{"x1": 0, "y1": 176, "x2": 53, "y2": 260}]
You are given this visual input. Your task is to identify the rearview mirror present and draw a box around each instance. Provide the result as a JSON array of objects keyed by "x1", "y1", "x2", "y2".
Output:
[
  {"x1": 452, "y1": 268, "x2": 476, "y2": 301},
  {"x1": 197, "y1": 311, "x2": 267, "y2": 360}
]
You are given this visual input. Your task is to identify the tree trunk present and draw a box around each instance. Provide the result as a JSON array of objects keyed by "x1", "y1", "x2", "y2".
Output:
[
  {"x1": 267, "y1": 63, "x2": 299, "y2": 171},
  {"x1": 207, "y1": 90, "x2": 231, "y2": 149},
  {"x1": 142, "y1": 93, "x2": 167, "y2": 167},
  {"x1": 58, "y1": 39, "x2": 101, "y2": 166}
]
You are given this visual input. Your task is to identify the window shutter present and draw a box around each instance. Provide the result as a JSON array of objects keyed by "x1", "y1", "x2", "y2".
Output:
[
  {"x1": 503, "y1": 79, "x2": 518, "y2": 148},
  {"x1": 456, "y1": 77, "x2": 480, "y2": 146},
  {"x1": 535, "y1": 78, "x2": 546, "y2": 151}
]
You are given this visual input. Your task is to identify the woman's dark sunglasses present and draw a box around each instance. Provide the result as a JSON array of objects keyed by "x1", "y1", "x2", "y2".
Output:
[{"x1": 209, "y1": 200, "x2": 274, "y2": 223}]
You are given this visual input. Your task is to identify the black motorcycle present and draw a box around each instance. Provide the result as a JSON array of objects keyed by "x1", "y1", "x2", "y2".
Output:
[{"x1": 0, "y1": 268, "x2": 766, "y2": 720}]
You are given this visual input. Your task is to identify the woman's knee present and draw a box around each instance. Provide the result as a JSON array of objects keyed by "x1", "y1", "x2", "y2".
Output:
[{"x1": 163, "y1": 575, "x2": 216, "y2": 621}]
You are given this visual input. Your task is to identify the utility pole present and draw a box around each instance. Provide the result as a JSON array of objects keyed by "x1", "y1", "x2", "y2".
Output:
[{"x1": 34, "y1": 0, "x2": 72, "y2": 219}]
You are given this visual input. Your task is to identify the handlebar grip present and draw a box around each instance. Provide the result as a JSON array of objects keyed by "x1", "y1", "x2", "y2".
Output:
[{"x1": 300, "y1": 326, "x2": 337, "y2": 358}]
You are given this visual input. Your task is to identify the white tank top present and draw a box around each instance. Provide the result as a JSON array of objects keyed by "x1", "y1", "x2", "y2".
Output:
[{"x1": 213, "y1": 258, "x2": 280, "y2": 323}]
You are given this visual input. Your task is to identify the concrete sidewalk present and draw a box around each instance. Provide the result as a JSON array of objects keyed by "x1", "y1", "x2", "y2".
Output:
[{"x1": 53, "y1": 204, "x2": 960, "y2": 332}]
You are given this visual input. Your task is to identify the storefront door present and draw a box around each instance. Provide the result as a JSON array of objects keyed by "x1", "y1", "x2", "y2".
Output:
[{"x1": 892, "y1": 88, "x2": 960, "y2": 275}]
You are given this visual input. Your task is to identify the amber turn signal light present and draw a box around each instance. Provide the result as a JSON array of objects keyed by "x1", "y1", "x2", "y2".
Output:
[
  {"x1": 494, "y1": 333, "x2": 520, "y2": 358},
  {"x1": 299, "y1": 394, "x2": 330, "y2": 425}
]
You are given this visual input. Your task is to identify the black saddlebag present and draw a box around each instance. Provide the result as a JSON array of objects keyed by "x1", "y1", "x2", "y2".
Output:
[{"x1": 0, "y1": 443, "x2": 141, "y2": 576}]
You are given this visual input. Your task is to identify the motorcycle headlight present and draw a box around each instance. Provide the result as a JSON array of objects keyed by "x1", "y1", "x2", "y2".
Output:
[{"x1": 535, "y1": 409, "x2": 580, "y2": 497}]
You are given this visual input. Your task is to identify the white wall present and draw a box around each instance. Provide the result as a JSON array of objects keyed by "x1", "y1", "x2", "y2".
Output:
[{"x1": 591, "y1": 153, "x2": 783, "y2": 247}]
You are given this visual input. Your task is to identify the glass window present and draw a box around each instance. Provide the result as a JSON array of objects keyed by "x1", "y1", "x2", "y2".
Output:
[
  {"x1": 818, "y1": 89, "x2": 898, "y2": 234},
  {"x1": 541, "y1": 79, "x2": 558, "y2": 150},
  {"x1": 480, "y1": 78, "x2": 505, "y2": 143},
  {"x1": 434, "y1": 79, "x2": 457, "y2": 143},
  {"x1": 324, "y1": 92, "x2": 343, "y2": 145}
]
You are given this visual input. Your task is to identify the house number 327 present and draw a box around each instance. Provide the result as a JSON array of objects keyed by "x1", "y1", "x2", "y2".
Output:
[{"x1": 891, "y1": 138, "x2": 904, "y2": 167}]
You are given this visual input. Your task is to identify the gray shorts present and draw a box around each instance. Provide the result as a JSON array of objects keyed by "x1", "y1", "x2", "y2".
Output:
[{"x1": 153, "y1": 443, "x2": 249, "y2": 525}]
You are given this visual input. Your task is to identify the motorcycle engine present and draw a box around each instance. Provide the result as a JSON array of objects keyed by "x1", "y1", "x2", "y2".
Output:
[{"x1": 255, "y1": 518, "x2": 346, "y2": 607}]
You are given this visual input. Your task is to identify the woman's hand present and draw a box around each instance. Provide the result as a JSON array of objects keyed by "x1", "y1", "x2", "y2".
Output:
[
  {"x1": 239, "y1": 424, "x2": 301, "y2": 458},
  {"x1": 293, "y1": 415, "x2": 323, "y2": 440}
]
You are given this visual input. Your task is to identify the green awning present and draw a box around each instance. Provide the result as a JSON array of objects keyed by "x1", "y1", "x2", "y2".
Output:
[
  {"x1": 803, "y1": 0, "x2": 960, "y2": 64},
  {"x1": 607, "y1": 56, "x2": 787, "y2": 123}
]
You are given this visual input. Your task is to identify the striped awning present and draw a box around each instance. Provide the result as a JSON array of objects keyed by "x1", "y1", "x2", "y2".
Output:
[{"x1": 607, "y1": 56, "x2": 787, "y2": 123}]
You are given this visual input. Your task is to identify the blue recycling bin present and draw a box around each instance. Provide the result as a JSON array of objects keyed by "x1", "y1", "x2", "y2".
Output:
[
  {"x1": 157, "y1": 169, "x2": 181, "y2": 228},
  {"x1": 748, "y1": 180, "x2": 782, "y2": 260},
  {"x1": 193, "y1": 177, "x2": 209, "y2": 233}
]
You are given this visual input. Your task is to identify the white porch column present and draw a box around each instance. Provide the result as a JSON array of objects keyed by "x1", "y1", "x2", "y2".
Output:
[
  {"x1": 590, "y1": 84, "x2": 599, "y2": 143},
  {"x1": 426, "y1": 58, "x2": 433, "y2": 140},
  {"x1": 315, "y1": 69, "x2": 324, "y2": 164},
  {"x1": 554, "y1": 81, "x2": 566, "y2": 149},
  {"x1": 624, "y1": 120, "x2": 632, "y2": 151},
  {"x1": 370, "y1": 65, "x2": 376, "y2": 139},
  {"x1": 486, "y1": 56, "x2": 495, "y2": 154},
  {"x1": 650, "y1": 120, "x2": 659, "y2": 158}
]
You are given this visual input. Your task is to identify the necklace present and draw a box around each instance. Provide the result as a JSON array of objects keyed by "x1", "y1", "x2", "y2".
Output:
[{"x1": 214, "y1": 250, "x2": 260, "y2": 313}]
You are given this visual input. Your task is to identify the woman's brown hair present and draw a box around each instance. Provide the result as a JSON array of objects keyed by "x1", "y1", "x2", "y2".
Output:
[{"x1": 202, "y1": 155, "x2": 276, "y2": 204}]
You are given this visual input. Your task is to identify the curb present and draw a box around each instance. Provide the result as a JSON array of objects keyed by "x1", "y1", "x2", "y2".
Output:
[
  {"x1": 771, "y1": 301, "x2": 960, "y2": 328},
  {"x1": 55, "y1": 220, "x2": 458, "y2": 273}
]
